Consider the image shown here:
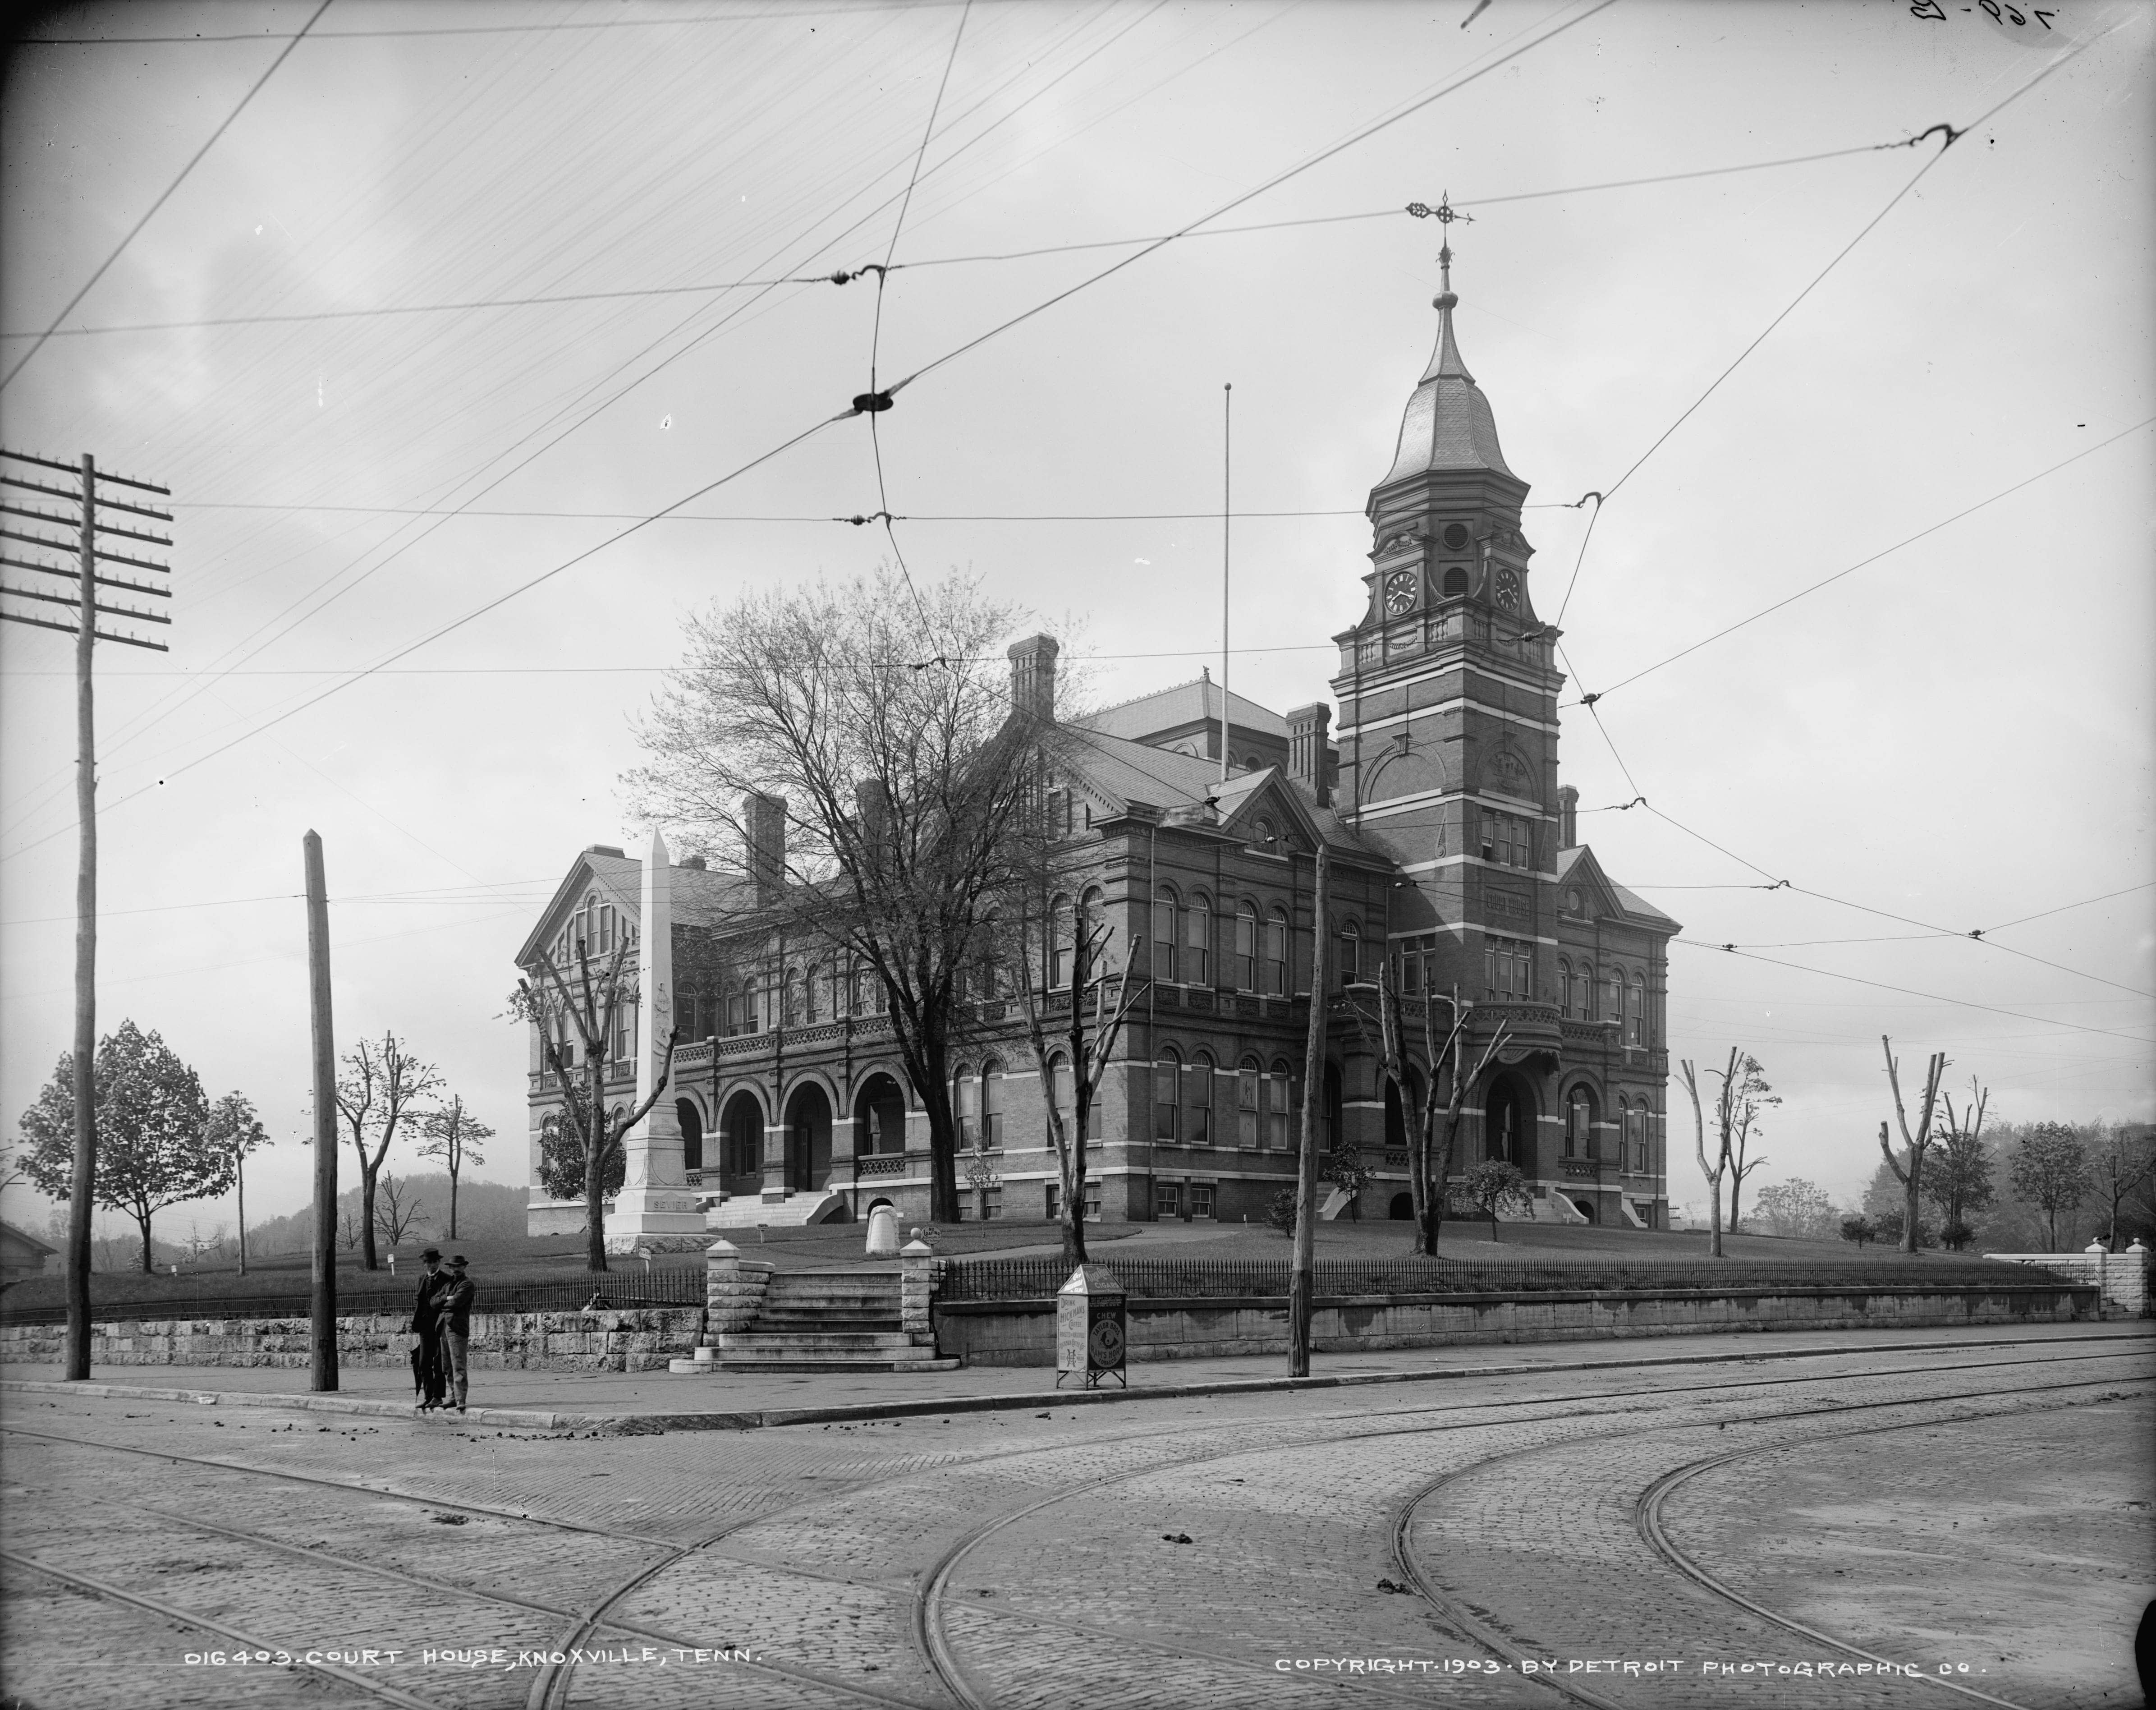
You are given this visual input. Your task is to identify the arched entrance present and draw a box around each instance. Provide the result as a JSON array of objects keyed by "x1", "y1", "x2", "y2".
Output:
[
  {"x1": 1322, "y1": 1062, "x2": 1343, "y2": 1151},
  {"x1": 1485, "y1": 1073, "x2": 1535, "y2": 1169},
  {"x1": 853, "y1": 1072, "x2": 908, "y2": 1155},
  {"x1": 785, "y1": 1082, "x2": 834, "y2": 1192},
  {"x1": 675, "y1": 1099, "x2": 703, "y2": 1177},
  {"x1": 1389, "y1": 1191, "x2": 1414, "y2": 1220},
  {"x1": 720, "y1": 1090, "x2": 765, "y2": 1192}
]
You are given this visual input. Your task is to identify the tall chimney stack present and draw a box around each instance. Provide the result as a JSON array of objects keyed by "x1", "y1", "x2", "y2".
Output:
[
  {"x1": 1557, "y1": 784, "x2": 1578, "y2": 850},
  {"x1": 855, "y1": 779, "x2": 891, "y2": 860},
  {"x1": 1287, "y1": 703, "x2": 1332, "y2": 807},
  {"x1": 1007, "y1": 634, "x2": 1059, "y2": 724},
  {"x1": 744, "y1": 792, "x2": 787, "y2": 906}
]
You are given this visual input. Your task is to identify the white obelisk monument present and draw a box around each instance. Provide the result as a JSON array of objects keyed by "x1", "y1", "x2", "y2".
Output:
[{"x1": 603, "y1": 829, "x2": 708, "y2": 1253}]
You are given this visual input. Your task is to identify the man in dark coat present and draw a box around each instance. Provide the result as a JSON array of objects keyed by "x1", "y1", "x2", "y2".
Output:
[
  {"x1": 410, "y1": 1247, "x2": 447, "y2": 1409},
  {"x1": 434, "y1": 1255, "x2": 477, "y2": 1413}
]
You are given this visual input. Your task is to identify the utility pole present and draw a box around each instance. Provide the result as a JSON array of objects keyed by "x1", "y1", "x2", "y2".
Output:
[
  {"x1": 1219, "y1": 382, "x2": 1232, "y2": 788},
  {"x1": 304, "y1": 830, "x2": 339, "y2": 1391},
  {"x1": 0, "y1": 449, "x2": 171, "y2": 1382},
  {"x1": 1289, "y1": 842, "x2": 1329, "y2": 1377}
]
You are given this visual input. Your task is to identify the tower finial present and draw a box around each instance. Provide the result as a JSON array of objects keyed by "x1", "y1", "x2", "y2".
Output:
[{"x1": 1407, "y1": 192, "x2": 1470, "y2": 311}]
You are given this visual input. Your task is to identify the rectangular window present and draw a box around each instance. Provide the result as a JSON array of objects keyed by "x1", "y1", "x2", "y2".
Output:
[
  {"x1": 1480, "y1": 812, "x2": 1496, "y2": 862},
  {"x1": 1184, "y1": 907, "x2": 1209, "y2": 985},
  {"x1": 1155, "y1": 1181, "x2": 1182, "y2": 1219},
  {"x1": 1237, "y1": 1071, "x2": 1259, "y2": 1148},
  {"x1": 1152, "y1": 900, "x2": 1177, "y2": 982},
  {"x1": 1154, "y1": 1066, "x2": 1179, "y2": 1141},
  {"x1": 1084, "y1": 1182, "x2": 1102, "y2": 1218},
  {"x1": 1189, "y1": 1183, "x2": 1215, "y2": 1219},
  {"x1": 1266, "y1": 913, "x2": 1287, "y2": 995},
  {"x1": 1267, "y1": 1074, "x2": 1289, "y2": 1149},
  {"x1": 1236, "y1": 909, "x2": 1257, "y2": 991},
  {"x1": 1188, "y1": 1065, "x2": 1211, "y2": 1146},
  {"x1": 1084, "y1": 1083, "x2": 1102, "y2": 1143},
  {"x1": 1045, "y1": 1183, "x2": 1059, "y2": 1221}
]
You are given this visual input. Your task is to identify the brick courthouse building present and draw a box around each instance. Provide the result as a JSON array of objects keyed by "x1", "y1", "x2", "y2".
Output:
[{"x1": 521, "y1": 271, "x2": 1677, "y2": 1237}]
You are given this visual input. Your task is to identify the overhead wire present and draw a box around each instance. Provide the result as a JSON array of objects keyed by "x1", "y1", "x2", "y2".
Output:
[{"x1": 0, "y1": 0, "x2": 335, "y2": 392}]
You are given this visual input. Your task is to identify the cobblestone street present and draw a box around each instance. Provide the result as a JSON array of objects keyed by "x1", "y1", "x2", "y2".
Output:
[{"x1": 2, "y1": 1327, "x2": 2148, "y2": 1710}]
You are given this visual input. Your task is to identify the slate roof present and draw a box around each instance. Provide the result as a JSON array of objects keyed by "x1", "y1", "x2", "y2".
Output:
[
  {"x1": 1377, "y1": 296, "x2": 1518, "y2": 485},
  {"x1": 1557, "y1": 844, "x2": 1680, "y2": 930},
  {"x1": 1078, "y1": 676, "x2": 1289, "y2": 742}
]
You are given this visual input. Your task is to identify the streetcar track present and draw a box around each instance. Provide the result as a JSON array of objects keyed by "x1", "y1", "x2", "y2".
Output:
[{"x1": 1387, "y1": 1374, "x2": 2146, "y2": 1710}]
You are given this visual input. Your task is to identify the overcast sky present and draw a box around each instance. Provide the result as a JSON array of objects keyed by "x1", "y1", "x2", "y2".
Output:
[{"x1": 2, "y1": 0, "x2": 2150, "y2": 1240}]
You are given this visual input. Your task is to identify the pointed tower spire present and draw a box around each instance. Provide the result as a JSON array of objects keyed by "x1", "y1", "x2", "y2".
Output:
[{"x1": 1376, "y1": 203, "x2": 1514, "y2": 483}]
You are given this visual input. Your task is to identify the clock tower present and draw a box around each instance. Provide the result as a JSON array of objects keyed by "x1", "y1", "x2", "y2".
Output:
[{"x1": 1331, "y1": 238, "x2": 1565, "y2": 1080}]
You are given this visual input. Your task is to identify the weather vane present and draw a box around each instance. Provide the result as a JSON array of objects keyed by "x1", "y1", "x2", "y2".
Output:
[{"x1": 1406, "y1": 193, "x2": 1472, "y2": 295}]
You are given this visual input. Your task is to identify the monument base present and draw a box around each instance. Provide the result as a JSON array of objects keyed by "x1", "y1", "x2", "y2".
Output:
[{"x1": 603, "y1": 1186, "x2": 709, "y2": 1256}]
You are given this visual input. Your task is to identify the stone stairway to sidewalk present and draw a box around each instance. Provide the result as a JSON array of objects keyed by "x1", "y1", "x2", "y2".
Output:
[{"x1": 674, "y1": 1264, "x2": 959, "y2": 1375}]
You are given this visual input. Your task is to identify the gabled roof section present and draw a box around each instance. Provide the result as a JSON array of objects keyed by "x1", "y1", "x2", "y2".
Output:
[
  {"x1": 1078, "y1": 674, "x2": 1288, "y2": 744},
  {"x1": 1557, "y1": 844, "x2": 1681, "y2": 932},
  {"x1": 514, "y1": 848, "x2": 754, "y2": 966}
]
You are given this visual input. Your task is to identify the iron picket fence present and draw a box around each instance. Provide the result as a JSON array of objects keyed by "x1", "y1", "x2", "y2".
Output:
[{"x1": 933, "y1": 1252, "x2": 2071, "y2": 1303}]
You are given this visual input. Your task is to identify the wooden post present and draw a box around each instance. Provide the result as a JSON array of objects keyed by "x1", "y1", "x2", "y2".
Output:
[
  {"x1": 63, "y1": 454, "x2": 96, "y2": 1382},
  {"x1": 1289, "y1": 842, "x2": 1329, "y2": 1377},
  {"x1": 305, "y1": 830, "x2": 338, "y2": 1390}
]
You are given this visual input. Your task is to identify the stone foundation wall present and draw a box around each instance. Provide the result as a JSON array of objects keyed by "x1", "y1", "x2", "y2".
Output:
[
  {"x1": 933, "y1": 1284, "x2": 2095, "y2": 1367},
  {"x1": 0, "y1": 1308, "x2": 704, "y2": 1374},
  {"x1": 1986, "y1": 1247, "x2": 2150, "y2": 1316}
]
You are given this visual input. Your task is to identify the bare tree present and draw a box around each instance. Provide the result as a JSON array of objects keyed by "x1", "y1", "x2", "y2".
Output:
[
  {"x1": 1924, "y1": 1076, "x2": 1994, "y2": 1248},
  {"x1": 333, "y1": 1034, "x2": 440, "y2": 1272},
  {"x1": 512, "y1": 933, "x2": 679, "y2": 1272},
  {"x1": 416, "y1": 1095, "x2": 492, "y2": 1242},
  {"x1": 1013, "y1": 896, "x2": 1148, "y2": 1267},
  {"x1": 1679, "y1": 1053, "x2": 1734, "y2": 1258},
  {"x1": 628, "y1": 569, "x2": 1048, "y2": 1222},
  {"x1": 1714, "y1": 1053, "x2": 1778, "y2": 1233},
  {"x1": 1878, "y1": 1035, "x2": 1947, "y2": 1257},
  {"x1": 206, "y1": 1092, "x2": 270, "y2": 1275},
  {"x1": 372, "y1": 1171, "x2": 428, "y2": 1248},
  {"x1": 2086, "y1": 1123, "x2": 2156, "y2": 1251},
  {"x1": 1288, "y1": 841, "x2": 1330, "y2": 1378},
  {"x1": 1358, "y1": 975, "x2": 1507, "y2": 1256}
]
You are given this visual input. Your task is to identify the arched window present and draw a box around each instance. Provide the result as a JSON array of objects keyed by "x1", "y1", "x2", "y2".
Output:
[
  {"x1": 1556, "y1": 958, "x2": 1573, "y2": 1018},
  {"x1": 1080, "y1": 886, "x2": 1108, "y2": 975},
  {"x1": 805, "y1": 962, "x2": 823, "y2": 1024},
  {"x1": 1237, "y1": 1054, "x2": 1261, "y2": 1147},
  {"x1": 1188, "y1": 1049, "x2": 1215, "y2": 1145},
  {"x1": 1049, "y1": 894, "x2": 1074, "y2": 989},
  {"x1": 1184, "y1": 892, "x2": 1211, "y2": 986},
  {"x1": 1266, "y1": 907, "x2": 1289, "y2": 995},
  {"x1": 1566, "y1": 1085, "x2": 1595, "y2": 1160},
  {"x1": 1615, "y1": 1096, "x2": 1629, "y2": 1168},
  {"x1": 1572, "y1": 962, "x2": 1592, "y2": 1022},
  {"x1": 1050, "y1": 1053, "x2": 1076, "y2": 1140},
  {"x1": 1338, "y1": 920, "x2": 1361, "y2": 990},
  {"x1": 1152, "y1": 887, "x2": 1178, "y2": 984},
  {"x1": 1604, "y1": 966, "x2": 1623, "y2": 1025},
  {"x1": 1267, "y1": 1060, "x2": 1293, "y2": 1149},
  {"x1": 1630, "y1": 1103, "x2": 1649, "y2": 1173},
  {"x1": 1627, "y1": 975, "x2": 1645, "y2": 1047},
  {"x1": 981, "y1": 1059, "x2": 1004, "y2": 1148},
  {"x1": 954, "y1": 1066, "x2": 978, "y2": 1149},
  {"x1": 1442, "y1": 565, "x2": 1469, "y2": 596},
  {"x1": 784, "y1": 967, "x2": 805, "y2": 1026},
  {"x1": 1235, "y1": 901, "x2": 1259, "y2": 990},
  {"x1": 1154, "y1": 1046, "x2": 1181, "y2": 1141},
  {"x1": 1254, "y1": 816, "x2": 1278, "y2": 847}
]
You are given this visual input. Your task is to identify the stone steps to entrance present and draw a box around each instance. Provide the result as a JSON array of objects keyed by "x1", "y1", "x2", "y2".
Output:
[
  {"x1": 704, "y1": 1190, "x2": 847, "y2": 1230},
  {"x1": 683, "y1": 1262, "x2": 948, "y2": 1373}
]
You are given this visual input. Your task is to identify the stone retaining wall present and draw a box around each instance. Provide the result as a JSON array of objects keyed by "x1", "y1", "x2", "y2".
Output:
[
  {"x1": 0, "y1": 1308, "x2": 704, "y2": 1374},
  {"x1": 933, "y1": 1284, "x2": 2095, "y2": 1367},
  {"x1": 1986, "y1": 1246, "x2": 2150, "y2": 1316}
]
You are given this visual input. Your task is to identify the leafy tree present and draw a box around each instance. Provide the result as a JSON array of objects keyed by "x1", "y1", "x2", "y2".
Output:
[
  {"x1": 17, "y1": 1023, "x2": 226, "y2": 1273},
  {"x1": 1753, "y1": 1177, "x2": 1837, "y2": 1241},
  {"x1": 1839, "y1": 1214, "x2": 1876, "y2": 1247},
  {"x1": 1265, "y1": 1187, "x2": 1298, "y2": 1234},
  {"x1": 1461, "y1": 1159, "x2": 1531, "y2": 1242},
  {"x1": 1321, "y1": 1144, "x2": 1372, "y2": 1221},
  {"x1": 2009, "y1": 1122, "x2": 2089, "y2": 1252},
  {"x1": 333, "y1": 1033, "x2": 441, "y2": 1272},
  {"x1": 1877, "y1": 1036, "x2": 1947, "y2": 1256},
  {"x1": 206, "y1": 1092, "x2": 270, "y2": 1275},
  {"x1": 628, "y1": 569, "x2": 1044, "y2": 1222},
  {"x1": 2086, "y1": 1123, "x2": 2156, "y2": 1251},
  {"x1": 1713, "y1": 1053, "x2": 1779, "y2": 1233},
  {"x1": 1922, "y1": 1076, "x2": 1995, "y2": 1240},
  {"x1": 416, "y1": 1095, "x2": 492, "y2": 1241}
]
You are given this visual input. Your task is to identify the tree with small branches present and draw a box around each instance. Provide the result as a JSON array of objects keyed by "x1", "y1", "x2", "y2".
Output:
[
  {"x1": 372, "y1": 1170, "x2": 428, "y2": 1248},
  {"x1": 206, "y1": 1092, "x2": 271, "y2": 1275},
  {"x1": 1012, "y1": 884, "x2": 1149, "y2": 1267},
  {"x1": 18, "y1": 1022, "x2": 227, "y2": 1273},
  {"x1": 2086, "y1": 1124, "x2": 2156, "y2": 1251},
  {"x1": 511, "y1": 931, "x2": 679, "y2": 1272},
  {"x1": 416, "y1": 1095, "x2": 492, "y2": 1241},
  {"x1": 1678, "y1": 1051, "x2": 1737, "y2": 1258},
  {"x1": 2009, "y1": 1122, "x2": 2089, "y2": 1252},
  {"x1": 1716, "y1": 1053, "x2": 1778, "y2": 1233},
  {"x1": 628, "y1": 569, "x2": 1049, "y2": 1223},
  {"x1": 1878, "y1": 1035, "x2": 1947, "y2": 1256},
  {"x1": 1461, "y1": 1159, "x2": 1531, "y2": 1242},
  {"x1": 334, "y1": 1033, "x2": 441, "y2": 1272},
  {"x1": 1923, "y1": 1076, "x2": 1994, "y2": 1248}
]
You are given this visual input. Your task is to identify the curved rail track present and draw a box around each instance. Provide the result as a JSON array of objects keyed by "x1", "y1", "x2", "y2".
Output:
[{"x1": 3, "y1": 1334, "x2": 2147, "y2": 1710}]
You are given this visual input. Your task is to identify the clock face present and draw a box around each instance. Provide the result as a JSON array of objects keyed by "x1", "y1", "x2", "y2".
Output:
[
  {"x1": 1383, "y1": 571, "x2": 1419, "y2": 616},
  {"x1": 1494, "y1": 568, "x2": 1520, "y2": 612}
]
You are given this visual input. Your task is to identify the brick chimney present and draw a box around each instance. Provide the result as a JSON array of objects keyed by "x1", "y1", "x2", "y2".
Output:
[
  {"x1": 855, "y1": 779, "x2": 891, "y2": 858},
  {"x1": 1007, "y1": 634, "x2": 1059, "y2": 723},
  {"x1": 1287, "y1": 703, "x2": 1332, "y2": 807},
  {"x1": 744, "y1": 792, "x2": 787, "y2": 906},
  {"x1": 1558, "y1": 784, "x2": 1578, "y2": 850}
]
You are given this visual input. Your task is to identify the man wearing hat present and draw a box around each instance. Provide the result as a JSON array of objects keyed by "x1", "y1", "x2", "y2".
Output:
[
  {"x1": 433, "y1": 1255, "x2": 477, "y2": 1413},
  {"x1": 409, "y1": 1247, "x2": 447, "y2": 1410}
]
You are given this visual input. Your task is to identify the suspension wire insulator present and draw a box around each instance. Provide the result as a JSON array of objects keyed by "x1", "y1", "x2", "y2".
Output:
[{"x1": 851, "y1": 391, "x2": 895, "y2": 414}]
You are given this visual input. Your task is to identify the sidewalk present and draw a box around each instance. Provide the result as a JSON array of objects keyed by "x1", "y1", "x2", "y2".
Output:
[{"x1": 5, "y1": 1321, "x2": 2144, "y2": 1434}]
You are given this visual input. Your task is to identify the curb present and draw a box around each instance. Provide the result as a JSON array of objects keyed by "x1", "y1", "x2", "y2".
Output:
[{"x1": 7, "y1": 1328, "x2": 2145, "y2": 1434}]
